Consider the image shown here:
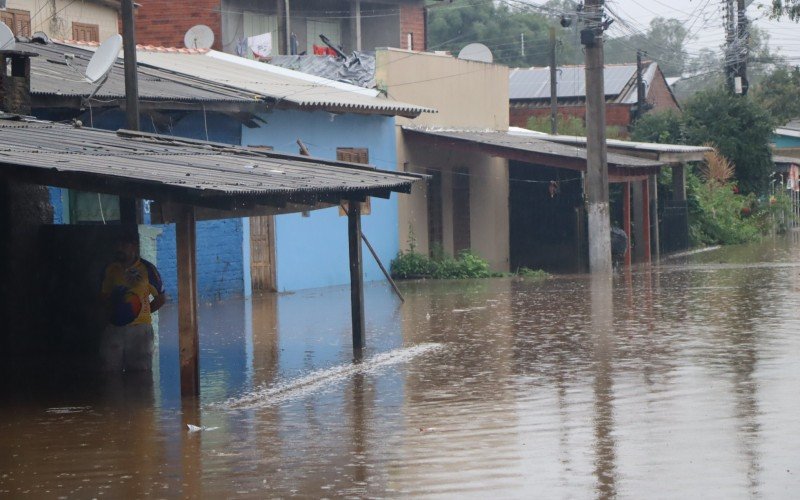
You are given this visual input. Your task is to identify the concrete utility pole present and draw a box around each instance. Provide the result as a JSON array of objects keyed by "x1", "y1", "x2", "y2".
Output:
[
  {"x1": 724, "y1": 0, "x2": 736, "y2": 93},
  {"x1": 735, "y1": 0, "x2": 749, "y2": 95},
  {"x1": 549, "y1": 26, "x2": 558, "y2": 135},
  {"x1": 582, "y1": 0, "x2": 612, "y2": 274}
]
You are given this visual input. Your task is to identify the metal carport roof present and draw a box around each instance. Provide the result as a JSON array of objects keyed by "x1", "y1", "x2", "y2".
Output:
[{"x1": 0, "y1": 116, "x2": 426, "y2": 218}]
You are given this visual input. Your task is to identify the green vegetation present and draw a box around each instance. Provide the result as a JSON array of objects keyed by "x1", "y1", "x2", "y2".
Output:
[
  {"x1": 526, "y1": 115, "x2": 626, "y2": 139},
  {"x1": 391, "y1": 249, "x2": 491, "y2": 280},
  {"x1": 751, "y1": 66, "x2": 800, "y2": 125},
  {"x1": 516, "y1": 267, "x2": 550, "y2": 281},
  {"x1": 632, "y1": 88, "x2": 776, "y2": 195}
]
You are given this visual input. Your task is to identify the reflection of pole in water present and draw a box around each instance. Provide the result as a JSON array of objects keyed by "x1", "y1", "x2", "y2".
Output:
[
  {"x1": 350, "y1": 370, "x2": 368, "y2": 487},
  {"x1": 180, "y1": 398, "x2": 203, "y2": 498},
  {"x1": 590, "y1": 274, "x2": 617, "y2": 498}
]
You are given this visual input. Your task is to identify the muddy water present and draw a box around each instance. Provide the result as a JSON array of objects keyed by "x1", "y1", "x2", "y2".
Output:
[{"x1": 2, "y1": 236, "x2": 800, "y2": 498}]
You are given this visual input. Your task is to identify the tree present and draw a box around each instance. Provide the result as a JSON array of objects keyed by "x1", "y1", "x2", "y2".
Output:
[
  {"x1": 630, "y1": 89, "x2": 776, "y2": 195},
  {"x1": 682, "y1": 88, "x2": 776, "y2": 194},
  {"x1": 769, "y1": 0, "x2": 800, "y2": 20},
  {"x1": 751, "y1": 65, "x2": 800, "y2": 124},
  {"x1": 427, "y1": 0, "x2": 551, "y2": 67},
  {"x1": 605, "y1": 17, "x2": 690, "y2": 77}
]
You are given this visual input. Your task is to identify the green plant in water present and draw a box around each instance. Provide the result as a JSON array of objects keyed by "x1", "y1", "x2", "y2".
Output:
[
  {"x1": 390, "y1": 238, "x2": 493, "y2": 280},
  {"x1": 516, "y1": 267, "x2": 550, "y2": 280}
]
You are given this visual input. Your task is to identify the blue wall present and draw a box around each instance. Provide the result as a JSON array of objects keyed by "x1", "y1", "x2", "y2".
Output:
[
  {"x1": 242, "y1": 109, "x2": 399, "y2": 292},
  {"x1": 773, "y1": 134, "x2": 800, "y2": 148},
  {"x1": 42, "y1": 110, "x2": 247, "y2": 301}
]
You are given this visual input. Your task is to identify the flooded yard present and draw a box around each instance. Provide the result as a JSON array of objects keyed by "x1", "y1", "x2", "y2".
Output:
[{"x1": 2, "y1": 236, "x2": 800, "y2": 498}]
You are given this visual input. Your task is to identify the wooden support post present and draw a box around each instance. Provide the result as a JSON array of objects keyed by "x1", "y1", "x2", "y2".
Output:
[
  {"x1": 623, "y1": 181, "x2": 631, "y2": 267},
  {"x1": 176, "y1": 204, "x2": 200, "y2": 397},
  {"x1": 642, "y1": 179, "x2": 651, "y2": 264},
  {"x1": 648, "y1": 174, "x2": 660, "y2": 260},
  {"x1": 673, "y1": 163, "x2": 687, "y2": 202},
  {"x1": 348, "y1": 199, "x2": 365, "y2": 350},
  {"x1": 121, "y1": 0, "x2": 140, "y2": 131}
]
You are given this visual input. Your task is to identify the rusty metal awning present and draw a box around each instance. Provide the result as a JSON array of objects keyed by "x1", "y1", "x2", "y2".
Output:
[
  {"x1": 0, "y1": 117, "x2": 426, "y2": 218},
  {"x1": 403, "y1": 127, "x2": 663, "y2": 181}
]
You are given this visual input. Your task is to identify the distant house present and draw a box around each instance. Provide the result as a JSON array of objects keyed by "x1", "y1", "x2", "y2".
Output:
[
  {"x1": 773, "y1": 119, "x2": 800, "y2": 149},
  {"x1": 509, "y1": 62, "x2": 680, "y2": 133},
  {"x1": 133, "y1": 0, "x2": 433, "y2": 56},
  {"x1": 2, "y1": 0, "x2": 121, "y2": 42}
]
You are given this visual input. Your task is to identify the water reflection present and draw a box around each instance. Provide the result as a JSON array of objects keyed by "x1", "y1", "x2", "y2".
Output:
[{"x1": 2, "y1": 238, "x2": 800, "y2": 497}]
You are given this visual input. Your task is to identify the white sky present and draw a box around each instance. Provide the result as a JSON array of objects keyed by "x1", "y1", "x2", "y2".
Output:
[{"x1": 534, "y1": 0, "x2": 800, "y2": 65}]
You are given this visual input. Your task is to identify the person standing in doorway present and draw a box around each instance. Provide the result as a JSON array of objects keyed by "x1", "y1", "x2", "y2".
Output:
[{"x1": 100, "y1": 228, "x2": 165, "y2": 372}]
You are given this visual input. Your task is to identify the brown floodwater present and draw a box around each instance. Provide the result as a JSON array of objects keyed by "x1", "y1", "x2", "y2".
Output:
[{"x1": 2, "y1": 235, "x2": 800, "y2": 498}]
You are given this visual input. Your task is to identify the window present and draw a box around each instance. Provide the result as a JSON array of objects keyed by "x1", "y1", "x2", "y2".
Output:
[
  {"x1": 1, "y1": 9, "x2": 31, "y2": 38},
  {"x1": 72, "y1": 22, "x2": 100, "y2": 43},
  {"x1": 337, "y1": 148, "x2": 371, "y2": 216}
]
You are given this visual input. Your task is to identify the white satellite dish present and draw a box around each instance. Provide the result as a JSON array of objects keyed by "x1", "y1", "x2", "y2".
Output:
[
  {"x1": 85, "y1": 34, "x2": 122, "y2": 83},
  {"x1": 458, "y1": 43, "x2": 493, "y2": 64},
  {"x1": 0, "y1": 21, "x2": 15, "y2": 51},
  {"x1": 184, "y1": 25, "x2": 214, "y2": 50}
]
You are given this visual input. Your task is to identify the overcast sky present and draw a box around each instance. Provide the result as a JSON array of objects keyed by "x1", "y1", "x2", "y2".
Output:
[{"x1": 534, "y1": 0, "x2": 800, "y2": 65}]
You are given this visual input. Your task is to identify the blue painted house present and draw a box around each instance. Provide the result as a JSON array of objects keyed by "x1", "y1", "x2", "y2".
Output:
[
  {"x1": 133, "y1": 49, "x2": 429, "y2": 295},
  {"x1": 773, "y1": 119, "x2": 800, "y2": 149},
  {"x1": 31, "y1": 40, "x2": 429, "y2": 299}
]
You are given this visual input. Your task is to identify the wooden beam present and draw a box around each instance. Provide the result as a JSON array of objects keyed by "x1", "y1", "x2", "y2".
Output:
[
  {"x1": 641, "y1": 178, "x2": 651, "y2": 264},
  {"x1": 176, "y1": 204, "x2": 200, "y2": 398},
  {"x1": 623, "y1": 181, "x2": 632, "y2": 267},
  {"x1": 648, "y1": 174, "x2": 660, "y2": 260},
  {"x1": 348, "y1": 199, "x2": 365, "y2": 350}
]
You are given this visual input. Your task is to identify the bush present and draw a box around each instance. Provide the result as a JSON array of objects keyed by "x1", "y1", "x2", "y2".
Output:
[
  {"x1": 516, "y1": 267, "x2": 550, "y2": 280},
  {"x1": 390, "y1": 249, "x2": 492, "y2": 280}
]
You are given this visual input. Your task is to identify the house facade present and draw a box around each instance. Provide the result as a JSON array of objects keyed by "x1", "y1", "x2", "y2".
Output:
[
  {"x1": 133, "y1": 0, "x2": 429, "y2": 55},
  {"x1": 375, "y1": 49, "x2": 512, "y2": 272},
  {"x1": 509, "y1": 62, "x2": 680, "y2": 134},
  {"x1": 2, "y1": 0, "x2": 120, "y2": 42}
]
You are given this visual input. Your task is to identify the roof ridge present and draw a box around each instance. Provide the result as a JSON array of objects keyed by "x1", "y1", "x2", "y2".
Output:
[{"x1": 53, "y1": 39, "x2": 209, "y2": 54}]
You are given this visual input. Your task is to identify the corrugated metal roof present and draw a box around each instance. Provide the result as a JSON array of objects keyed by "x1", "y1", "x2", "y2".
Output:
[
  {"x1": 134, "y1": 50, "x2": 433, "y2": 118},
  {"x1": 403, "y1": 127, "x2": 661, "y2": 169},
  {"x1": 507, "y1": 128, "x2": 711, "y2": 155},
  {"x1": 23, "y1": 42, "x2": 257, "y2": 104},
  {"x1": 509, "y1": 64, "x2": 654, "y2": 101},
  {"x1": 269, "y1": 53, "x2": 376, "y2": 88},
  {"x1": 0, "y1": 117, "x2": 424, "y2": 203}
]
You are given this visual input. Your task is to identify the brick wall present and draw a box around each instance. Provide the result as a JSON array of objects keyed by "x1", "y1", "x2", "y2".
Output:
[
  {"x1": 156, "y1": 218, "x2": 245, "y2": 301},
  {"x1": 133, "y1": 0, "x2": 222, "y2": 50},
  {"x1": 510, "y1": 103, "x2": 633, "y2": 130},
  {"x1": 399, "y1": 1, "x2": 426, "y2": 50},
  {"x1": 647, "y1": 67, "x2": 681, "y2": 113}
]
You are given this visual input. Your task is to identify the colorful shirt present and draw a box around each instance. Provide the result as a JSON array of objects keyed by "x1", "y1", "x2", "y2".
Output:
[{"x1": 101, "y1": 258, "x2": 164, "y2": 326}]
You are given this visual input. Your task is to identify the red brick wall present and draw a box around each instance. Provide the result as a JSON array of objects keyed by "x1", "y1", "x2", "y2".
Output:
[
  {"x1": 132, "y1": 0, "x2": 222, "y2": 50},
  {"x1": 647, "y1": 67, "x2": 681, "y2": 113},
  {"x1": 510, "y1": 103, "x2": 633, "y2": 130},
  {"x1": 399, "y1": 1, "x2": 426, "y2": 50}
]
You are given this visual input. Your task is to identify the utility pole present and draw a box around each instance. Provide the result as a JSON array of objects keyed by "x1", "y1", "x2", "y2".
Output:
[
  {"x1": 121, "y1": 0, "x2": 139, "y2": 131},
  {"x1": 635, "y1": 49, "x2": 645, "y2": 122},
  {"x1": 521, "y1": 33, "x2": 525, "y2": 57},
  {"x1": 120, "y1": 0, "x2": 139, "y2": 227},
  {"x1": 549, "y1": 26, "x2": 558, "y2": 135},
  {"x1": 582, "y1": 0, "x2": 612, "y2": 274},
  {"x1": 735, "y1": 0, "x2": 749, "y2": 95},
  {"x1": 724, "y1": 0, "x2": 736, "y2": 93}
]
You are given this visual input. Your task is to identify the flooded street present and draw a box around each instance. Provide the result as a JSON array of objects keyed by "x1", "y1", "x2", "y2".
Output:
[{"x1": 2, "y1": 236, "x2": 800, "y2": 498}]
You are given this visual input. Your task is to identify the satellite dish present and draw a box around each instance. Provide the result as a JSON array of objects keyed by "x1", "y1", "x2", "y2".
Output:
[
  {"x1": 85, "y1": 34, "x2": 122, "y2": 83},
  {"x1": 184, "y1": 25, "x2": 214, "y2": 50},
  {"x1": 458, "y1": 43, "x2": 493, "y2": 64},
  {"x1": 0, "y1": 21, "x2": 15, "y2": 51}
]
